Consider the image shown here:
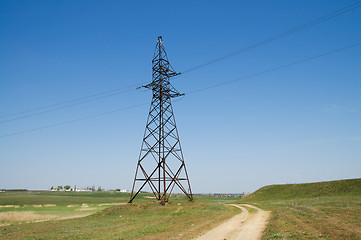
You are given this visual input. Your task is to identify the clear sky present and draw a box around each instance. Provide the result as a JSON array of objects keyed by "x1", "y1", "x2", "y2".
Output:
[{"x1": 1, "y1": 0, "x2": 360, "y2": 193}]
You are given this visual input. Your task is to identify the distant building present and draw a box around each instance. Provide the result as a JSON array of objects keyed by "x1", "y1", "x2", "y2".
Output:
[
  {"x1": 75, "y1": 189, "x2": 92, "y2": 192},
  {"x1": 114, "y1": 189, "x2": 128, "y2": 193}
]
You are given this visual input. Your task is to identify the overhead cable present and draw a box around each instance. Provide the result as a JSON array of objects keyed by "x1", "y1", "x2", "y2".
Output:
[
  {"x1": 0, "y1": 87, "x2": 138, "y2": 124},
  {"x1": 2, "y1": 1, "x2": 359, "y2": 121},
  {"x1": 2, "y1": 42, "x2": 359, "y2": 138},
  {"x1": 0, "y1": 103, "x2": 147, "y2": 138},
  {"x1": 0, "y1": 83, "x2": 144, "y2": 119},
  {"x1": 181, "y1": 1, "x2": 361, "y2": 74},
  {"x1": 186, "y1": 42, "x2": 361, "y2": 94}
]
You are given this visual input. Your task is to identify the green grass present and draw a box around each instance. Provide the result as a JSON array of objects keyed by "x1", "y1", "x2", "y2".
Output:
[
  {"x1": 0, "y1": 191, "x2": 239, "y2": 206},
  {"x1": 240, "y1": 205, "x2": 257, "y2": 213},
  {"x1": 0, "y1": 191, "x2": 132, "y2": 206},
  {"x1": 0, "y1": 204, "x2": 111, "y2": 219},
  {"x1": 242, "y1": 178, "x2": 361, "y2": 202},
  {"x1": 0, "y1": 193, "x2": 240, "y2": 239},
  {"x1": 239, "y1": 178, "x2": 361, "y2": 240}
]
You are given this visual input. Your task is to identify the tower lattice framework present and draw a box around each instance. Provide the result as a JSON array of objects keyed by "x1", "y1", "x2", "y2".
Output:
[{"x1": 129, "y1": 36, "x2": 193, "y2": 204}]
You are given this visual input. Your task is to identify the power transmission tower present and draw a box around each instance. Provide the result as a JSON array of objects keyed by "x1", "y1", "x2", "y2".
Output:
[{"x1": 129, "y1": 36, "x2": 193, "y2": 204}]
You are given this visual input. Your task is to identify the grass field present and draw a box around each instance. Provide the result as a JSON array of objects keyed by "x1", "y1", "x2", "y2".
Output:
[
  {"x1": 0, "y1": 191, "x2": 133, "y2": 226},
  {"x1": 0, "y1": 191, "x2": 131, "y2": 206},
  {"x1": 3, "y1": 179, "x2": 359, "y2": 239},
  {"x1": 0, "y1": 191, "x2": 240, "y2": 239},
  {"x1": 239, "y1": 178, "x2": 361, "y2": 240}
]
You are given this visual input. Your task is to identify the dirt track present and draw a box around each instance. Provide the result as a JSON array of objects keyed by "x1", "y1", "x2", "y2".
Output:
[{"x1": 194, "y1": 204, "x2": 270, "y2": 240}]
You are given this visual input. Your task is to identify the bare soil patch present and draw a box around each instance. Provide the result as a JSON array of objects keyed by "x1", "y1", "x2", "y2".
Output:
[
  {"x1": 76, "y1": 207, "x2": 96, "y2": 211},
  {"x1": 98, "y1": 203, "x2": 127, "y2": 206},
  {"x1": 0, "y1": 211, "x2": 92, "y2": 226},
  {"x1": 0, "y1": 205, "x2": 19, "y2": 208},
  {"x1": 67, "y1": 204, "x2": 79, "y2": 207}
]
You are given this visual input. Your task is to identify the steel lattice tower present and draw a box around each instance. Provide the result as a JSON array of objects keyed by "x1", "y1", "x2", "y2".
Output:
[{"x1": 129, "y1": 36, "x2": 193, "y2": 204}]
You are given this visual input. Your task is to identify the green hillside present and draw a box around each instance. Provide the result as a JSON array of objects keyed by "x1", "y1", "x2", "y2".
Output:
[{"x1": 242, "y1": 178, "x2": 361, "y2": 202}]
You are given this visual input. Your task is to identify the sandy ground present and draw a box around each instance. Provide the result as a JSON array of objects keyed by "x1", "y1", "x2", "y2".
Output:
[
  {"x1": 0, "y1": 211, "x2": 93, "y2": 227},
  {"x1": 194, "y1": 204, "x2": 270, "y2": 240}
]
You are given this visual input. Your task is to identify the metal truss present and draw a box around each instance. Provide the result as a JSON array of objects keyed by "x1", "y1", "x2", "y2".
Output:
[{"x1": 129, "y1": 36, "x2": 193, "y2": 204}]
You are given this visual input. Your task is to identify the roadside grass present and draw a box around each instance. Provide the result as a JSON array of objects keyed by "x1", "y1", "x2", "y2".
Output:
[
  {"x1": 259, "y1": 196, "x2": 361, "y2": 240},
  {"x1": 239, "y1": 205, "x2": 257, "y2": 213},
  {"x1": 239, "y1": 178, "x2": 361, "y2": 240},
  {"x1": 0, "y1": 197, "x2": 240, "y2": 239}
]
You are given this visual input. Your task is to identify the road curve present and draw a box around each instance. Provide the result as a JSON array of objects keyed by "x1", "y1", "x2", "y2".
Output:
[{"x1": 194, "y1": 204, "x2": 270, "y2": 240}]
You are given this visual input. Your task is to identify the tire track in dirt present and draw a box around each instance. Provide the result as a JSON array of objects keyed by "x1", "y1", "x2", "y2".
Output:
[{"x1": 194, "y1": 204, "x2": 270, "y2": 240}]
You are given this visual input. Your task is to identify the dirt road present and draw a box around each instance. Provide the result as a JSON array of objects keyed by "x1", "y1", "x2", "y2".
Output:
[{"x1": 194, "y1": 204, "x2": 270, "y2": 240}]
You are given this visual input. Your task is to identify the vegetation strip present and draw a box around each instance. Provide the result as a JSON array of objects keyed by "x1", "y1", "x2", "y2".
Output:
[
  {"x1": 0, "y1": 192, "x2": 240, "y2": 239},
  {"x1": 239, "y1": 178, "x2": 361, "y2": 240}
]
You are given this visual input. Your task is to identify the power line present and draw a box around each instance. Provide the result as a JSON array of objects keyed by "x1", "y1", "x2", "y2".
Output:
[
  {"x1": 0, "y1": 83, "x2": 144, "y2": 119},
  {"x1": 186, "y1": 42, "x2": 361, "y2": 95},
  {"x1": 181, "y1": 1, "x2": 361, "y2": 74},
  {"x1": 2, "y1": 42, "x2": 359, "y2": 138},
  {"x1": 0, "y1": 87, "x2": 137, "y2": 124},
  {"x1": 2, "y1": 1, "x2": 359, "y2": 122},
  {"x1": 0, "y1": 103, "x2": 147, "y2": 138}
]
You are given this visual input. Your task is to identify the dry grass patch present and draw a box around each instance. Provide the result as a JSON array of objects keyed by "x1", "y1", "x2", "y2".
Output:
[
  {"x1": 0, "y1": 211, "x2": 57, "y2": 223},
  {"x1": 98, "y1": 203, "x2": 126, "y2": 206},
  {"x1": 76, "y1": 208, "x2": 97, "y2": 211}
]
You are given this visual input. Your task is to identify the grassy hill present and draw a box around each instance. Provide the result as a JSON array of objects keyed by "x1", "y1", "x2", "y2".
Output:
[
  {"x1": 240, "y1": 178, "x2": 361, "y2": 239},
  {"x1": 242, "y1": 178, "x2": 361, "y2": 202}
]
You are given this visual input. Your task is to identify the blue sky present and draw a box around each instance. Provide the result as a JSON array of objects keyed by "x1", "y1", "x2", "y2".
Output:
[{"x1": 1, "y1": 0, "x2": 360, "y2": 193}]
